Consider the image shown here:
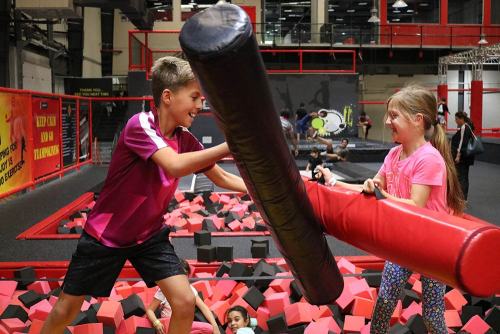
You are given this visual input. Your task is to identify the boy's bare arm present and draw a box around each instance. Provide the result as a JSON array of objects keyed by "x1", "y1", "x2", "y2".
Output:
[
  {"x1": 204, "y1": 165, "x2": 247, "y2": 193},
  {"x1": 151, "y1": 143, "x2": 229, "y2": 178}
]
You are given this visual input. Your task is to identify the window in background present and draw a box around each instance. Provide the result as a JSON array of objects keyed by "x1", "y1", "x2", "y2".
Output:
[
  {"x1": 492, "y1": 0, "x2": 500, "y2": 24},
  {"x1": 148, "y1": 0, "x2": 173, "y2": 22},
  {"x1": 448, "y1": 0, "x2": 482, "y2": 24},
  {"x1": 264, "y1": 1, "x2": 311, "y2": 45},
  {"x1": 387, "y1": 0, "x2": 439, "y2": 24},
  {"x1": 181, "y1": 0, "x2": 218, "y2": 21}
]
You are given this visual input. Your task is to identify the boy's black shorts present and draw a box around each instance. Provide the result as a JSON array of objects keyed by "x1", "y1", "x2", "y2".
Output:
[{"x1": 62, "y1": 228, "x2": 184, "y2": 297}]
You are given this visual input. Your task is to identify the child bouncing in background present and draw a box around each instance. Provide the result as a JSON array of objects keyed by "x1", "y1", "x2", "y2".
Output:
[
  {"x1": 146, "y1": 260, "x2": 221, "y2": 334},
  {"x1": 226, "y1": 306, "x2": 255, "y2": 334},
  {"x1": 357, "y1": 111, "x2": 372, "y2": 140},
  {"x1": 305, "y1": 146, "x2": 324, "y2": 180},
  {"x1": 319, "y1": 85, "x2": 464, "y2": 334},
  {"x1": 41, "y1": 56, "x2": 247, "y2": 334}
]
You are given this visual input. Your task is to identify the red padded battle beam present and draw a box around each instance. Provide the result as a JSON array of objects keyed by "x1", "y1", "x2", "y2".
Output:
[{"x1": 305, "y1": 180, "x2": 500, "y2": 297}]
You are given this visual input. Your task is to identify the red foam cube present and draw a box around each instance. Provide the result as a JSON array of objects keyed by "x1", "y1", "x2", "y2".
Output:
[
  {"x1": 28, "y1": 299, "x2": 52, "y2": 321},
  {"x1": 72, "y1": 323, "x2": 103, "y2": 334},
  {"x1": 444, "y1": 310, "x2": 462, "y2": 329},
  {"x1": 445, "y1": 289, "x2": 468, "y2": 310},
  {"x1": 461, "y1": 315, "x2": 492, "y2": 334},
  {"x1": 284, "y1": 303, "x2": 313, "y2": 326},
  {"x1": 96, "y1": 300, "x2": 124, "y2": 328},
  {"x1": 351, "y1": 297, "x2": 375, "y2": 319},
  {"x1": 0, "y1": 318, "x2": 26, "y2": 333},
  {"x1": 344, "y1": 315, "x2": 365, "y2": 333},
  {"x1": 265, "y1": 292, "x2": 291, "y2": 317}
]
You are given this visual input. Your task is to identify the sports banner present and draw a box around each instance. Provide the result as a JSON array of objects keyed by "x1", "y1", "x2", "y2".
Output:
[
  {"x1": 0, "y1": 92, "x2": 33, "y2": 197},
  {"x1": 32, "y1": 97, "x2": 61, "y2": 179}
]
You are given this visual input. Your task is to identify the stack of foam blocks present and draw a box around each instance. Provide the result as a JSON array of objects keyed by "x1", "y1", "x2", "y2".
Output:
[{"x1": 1, "y1": 259, "x2": 498, "y2": 334}]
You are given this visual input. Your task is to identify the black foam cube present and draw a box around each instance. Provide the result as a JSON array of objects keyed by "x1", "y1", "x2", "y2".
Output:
[
  {"x1": 253, "y1": 260, "x2": 276, "y2": 290},
  {"x1": 216, "y1": 246, "x2": 233, "y2": 262},
  {"x1": 389, "y1": 323, "x2": 411, "y2": 334},
  {"x1": 290, "y1": 281, "x2": 303, "y2": 303},
  {"x1": 57, "y1": 226, "x2": 71, "y2": 234},
  {"x1": 18, "y1": 290, "x2": 42, "y2": 308},
  {"x1": 184, "y1": 192, "x2": 196, "y2": 201},
  {"x1": 194, "y1": 309, "x2": 208, "y2": 323},
  {"x1": 0, "y1": 305, "x2": 28, "y2": 322},
  {"x1": 228, "y1": 262, "x2": 252, "y2": 279},
  {"x1": 103, "y1": 325, "x2": 116, "y2": 334},
  {"x1": 120, "y1": 294, "x2": 146, "y2": 318},
  {"x1": 243, "y1": 286, "x2": 265, "y2": 310},
  {"x1": 248, "y1": 203, "x2": 258, "y2": 212},
  {"x1": 14, "y1": 266, "x2": 36, "y2": 289},
  {"x1": 69, "y1": 211, "x2": 84, "y2": 220},
  {"x1": 85, "y1": 305, "x2": 98, "y2": 323},
  {"x1": 215, "y1": 262, "x2": 232, "y2": 277},
  {"x1": 194, "y1": 230, "x2": 211, "y2": 246},
  {"x1": 327, "y1": 304, "x2": 343, "y2": 326},
  {"x1": 202, "y1": 219, "x2": 218, "y2": 232},
  {"x1": 401, "y1": 289, "x2": 420, "y2": 308},
  {"x1": 251, "y1": 244, "x2": 267, "y2": 258},
  {"x1": 255, "y1": 223, "x2": 268, "y2": 231},
  {"x1": 71, "y1": 311, "x2": 90, "y2": 326},
  {"x1": 286, "y1": 324, "x2": 306, "y2": 334},
  {"x1": 406, "y1": 314, "x2": 427, "y2": 334},
  {"x1": 196, "y1": 209, "x2": 210, "y2": 217},
  {"x1": 251, "y1": 239, "x2": 269, "y2": 253},
  {"x1": 224, "y1": 211, "x2": 242, "y2": 224},
  {"x1": 197, "y1": 245, "x2": 216, "y2": 263},
  {"x1": 136, "y1": 328, "x2": 156, "y2": 334},
  {"x1": 267, "y1": 314, "x2": 287, "y2": 333},
  {"x1": 363, "y1": 269, "x2": 382, "y2": 288},
  {"x1": 71, "y1": 226, "x2": 84, "y2": 234},
  {"x1": 241, "y1": 194, "x2": 251, "y2": 201},
  {"x1": 485, "y1": 306, "x2": 500, "y2": 332},
  {"x1": 471, "y1": 296, "x2": 493, "y2": 313},
  {"x1": 460, "y1": 305, "x2": 483, "y2": 324}
]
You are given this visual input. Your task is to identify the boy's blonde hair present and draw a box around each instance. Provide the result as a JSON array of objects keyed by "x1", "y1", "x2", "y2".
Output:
[
  {"x1": 151, "y1": 56, "x2": 195, "y2": 107},
  {"x1": 387, "y1": 85, "x2": 465, "y2": 215}
]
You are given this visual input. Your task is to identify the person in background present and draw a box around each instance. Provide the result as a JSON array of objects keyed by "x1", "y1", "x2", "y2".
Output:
[
  {"x1": 146, "y1": 260, "x2": 220, "y2": 334},
  {"x1": 451, "y1": 111, "x2": 475, "y2": 200},
  {"x1": 226, "y1": 306, "x2": 255, "y2": 334},
  {"x1": 315, "y1": 137, "x2": 349, "y2": 162},
  {"x1": 295, "y1": 102, "x2": 307, "y2": 123},
  {"x1": 357, "y1": 111, "x2": 372, "y2": 140},
  {"x1": 280, "y1": 109, "x2": 299, "y2": 156},
  {"x1": 437, "y1": 97, "x2": 450, "y2": 128},
  {"x1": 305, "y1": 146, "x2": 324, "y2": 180}
]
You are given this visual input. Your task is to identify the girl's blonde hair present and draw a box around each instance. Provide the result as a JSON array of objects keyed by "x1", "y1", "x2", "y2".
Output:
[{"x1": 387, "y1": 85, "x2": 465, "y2": 215}]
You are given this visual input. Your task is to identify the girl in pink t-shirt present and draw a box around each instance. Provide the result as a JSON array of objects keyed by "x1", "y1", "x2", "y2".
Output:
[{"x1": 362, "y1": 85, "x2": 465, "y2": 334}]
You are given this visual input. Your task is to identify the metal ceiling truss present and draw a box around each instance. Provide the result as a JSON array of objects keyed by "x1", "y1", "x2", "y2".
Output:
[{"x1": 439, "y1": 43, "x2": 500, "y2": 81}]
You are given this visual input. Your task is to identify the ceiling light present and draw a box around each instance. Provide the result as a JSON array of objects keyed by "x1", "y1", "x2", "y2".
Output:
[
  {"x1": 328, "y1": 8, "x2": 335, "y2": 12},
  {"x1": 393, "y1": 0, "x2": 408, "y2": 8},
  {"x1": 392, "y1": 18, "x2": 400, "y2": 21},
  {"x1": 368, "y1": 7, "x2": 380, "y2": 23},
  {"x1": 347, "y1": 9, "x2": 355, "y2": 13},
  {"x1": 358, "y1": 2, "x2": 368, "y2": 5},
  {"x1": 393, "y1": 9, "x2": 401, "y2": 13},
  {"x1": 419, "y1": 2, "x2": 429, "y2": 6},
  {"x1": 335, "y1": 18, "x2": 344, "y2": 21},
  {"x1": 407, "y1": 9, "x2": 414, "y2": 12},
  {"x1": 478, "y1": 33, "x2": 488, "y2": 45}
]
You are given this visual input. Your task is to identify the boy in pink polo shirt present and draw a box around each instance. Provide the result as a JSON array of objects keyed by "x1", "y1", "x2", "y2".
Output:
[{"x1": 42, "y1": 57, "x2": 247, "y2": 334}]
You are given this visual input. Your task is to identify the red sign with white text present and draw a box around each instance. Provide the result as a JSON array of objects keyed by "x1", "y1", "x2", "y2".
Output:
[{"x1": 32, "y1": 97, "x2": 61, "y2": 179}]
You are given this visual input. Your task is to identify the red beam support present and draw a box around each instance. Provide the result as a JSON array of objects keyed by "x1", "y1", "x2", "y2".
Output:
[{"x1": 470, "y1": 80, "x2": 483, "y2": 135}]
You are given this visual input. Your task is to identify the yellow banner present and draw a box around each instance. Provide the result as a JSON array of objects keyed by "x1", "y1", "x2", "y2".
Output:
[{"x1": 0, "y1": 92, "x2": 33, "y2": 197}]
